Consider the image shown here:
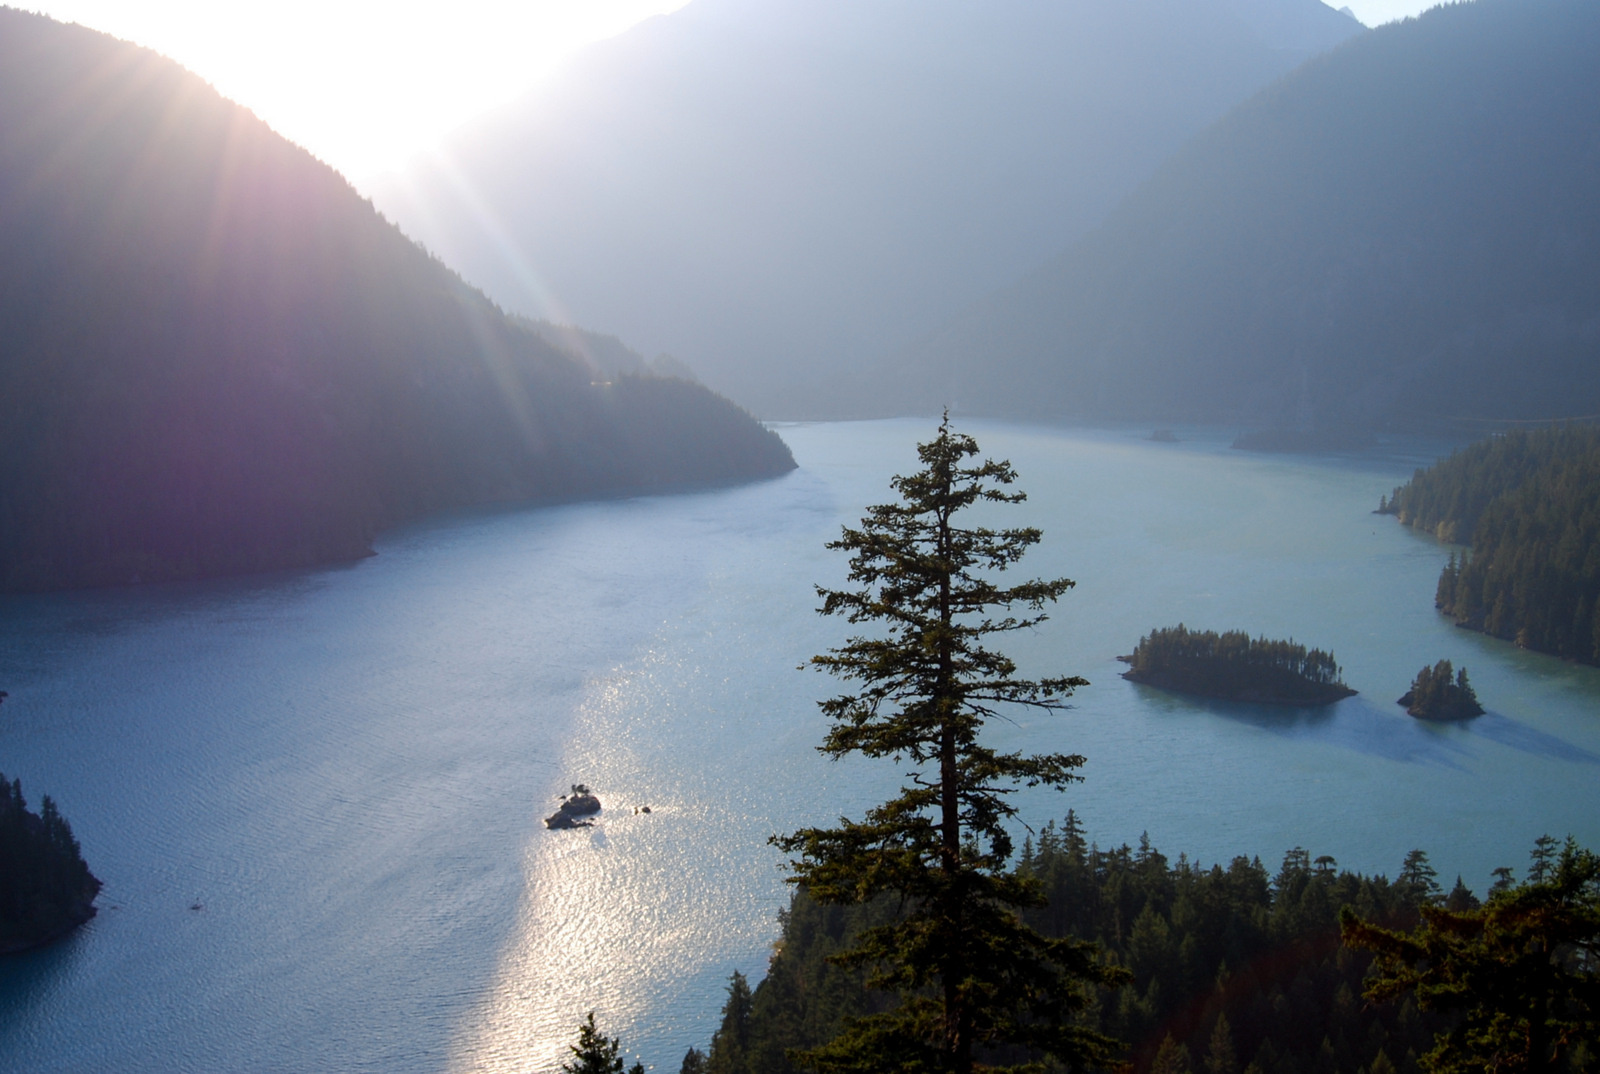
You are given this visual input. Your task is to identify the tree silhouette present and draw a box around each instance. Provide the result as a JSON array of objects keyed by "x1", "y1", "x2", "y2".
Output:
[
  {"x1": 0, "y1": 770, "x2": 101, "y2": 952},
  {"x1": 1342, "y1": 838, "x2": 1600, "y2": 1074},
  {"x1": 563, "y1": 1012, "x2": 625, "y2": 1074},
  {"x1": 773, "y1": 416, "x2": 1124, "y2": 1074},
  {"x1": 707, "y1": 971, "x2": 754, "y2": 1074}
]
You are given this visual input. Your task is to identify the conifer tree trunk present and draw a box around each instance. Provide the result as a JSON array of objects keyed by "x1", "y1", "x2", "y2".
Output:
[{"x1": 773, "y1": 415, "x2": 1125, "y2": 1074}]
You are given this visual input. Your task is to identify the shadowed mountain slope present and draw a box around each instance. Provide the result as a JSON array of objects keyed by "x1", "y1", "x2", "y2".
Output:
[
  {"x1": 371, "y1": 0, "x2": 1362, "y2": 418},
  {"x1": 0, "y1": 9, "x2": 793, "y2": 593},
  {"x1": 910, "y1": 0, "x2": 1600, "y2": 430}
]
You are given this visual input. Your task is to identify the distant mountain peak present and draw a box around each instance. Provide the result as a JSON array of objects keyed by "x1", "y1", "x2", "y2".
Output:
[
  {"x1": 906, "y1": 0, "x2": 1600, "y2": 430},
  {"x1": 370, "y1": 0, "x2": 1365, "y2": 419},
  {"x1": 1219, "y1": 0, "x2": 1368, "y2": 52}
]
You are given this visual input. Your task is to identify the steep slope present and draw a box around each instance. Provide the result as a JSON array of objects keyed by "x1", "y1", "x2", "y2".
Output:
[
  {"x1": 0, "y1": 9, "x2": 793, "y2": 593},
  {"x1": 370, "y1": 0, "x2": 1363, "y2": 418},
  {"x1": 912, "y1": 0, "x2": 1600, "y2": 429},
  {"x1": 520, "y1": 319, "x2": 696, "y2": 381}
]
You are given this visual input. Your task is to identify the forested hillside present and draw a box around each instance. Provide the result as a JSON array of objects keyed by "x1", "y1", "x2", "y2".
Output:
[
  {"x1": 0, "y1": 771, "x2": 100, "y2": 953},
  {"x1": 1382, "y1": 426, "x2": 1600, "y2": 662},
  {"x1": 519, "y1": 318, "x2": 698, "y2": 382},
  {"x1": 372, "y1": 0, "x2": 1361, "y2": 417},
  {"x1": 911, "y1": 0, "x2": 1600, "y2": 429},
  {"x1": 701, "y1": 821, "x2": 1487, "y2": 1074},
  {"x1": 0, "y1": 9, "x2": 793, "y2": 593}
]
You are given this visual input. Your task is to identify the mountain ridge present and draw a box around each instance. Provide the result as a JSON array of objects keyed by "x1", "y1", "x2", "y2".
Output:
[
  {"x1": 0, "y1": 8, "x2": 794, "y2": 593},
  {"x1": 904, "y1": 0, "x2": 1600, "y2": 430},
  {"x1": 370, "y1": 0, "x2": 1364, "y2": 418}
]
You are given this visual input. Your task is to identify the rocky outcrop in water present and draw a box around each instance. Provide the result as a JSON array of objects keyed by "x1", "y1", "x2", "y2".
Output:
[{"x1": 545, "y1": 785, "x2": 602, "y2": 830}]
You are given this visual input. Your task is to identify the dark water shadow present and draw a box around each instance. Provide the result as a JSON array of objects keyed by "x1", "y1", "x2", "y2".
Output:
[
  {"x1": 1466, "y1": 711, "x2": 1600, "y2": 765},
  {"x1": 0, "y1": 564, "x2": 340, "y2": 657},
  {"x1": 1130, "y1": 684, "x2": 1474, "y2": 770},
  {"x1": 1310, "y1": 697, "x2": 1478, "y2": 770},
  {"x1": 0, "y1": 918, "x2": 94, "y2": 1028},
  {"x1": 1134, "y1": 680, "x2": 1600, "y2": 769}
]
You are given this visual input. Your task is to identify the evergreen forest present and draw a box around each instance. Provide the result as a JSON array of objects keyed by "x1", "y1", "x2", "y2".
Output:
[
  {"x1": 1380, "y1": 426, "x2": 1600, "y2": 662},
  {"x1": 0, "y1": 771, "x2": 100, "y2": 954},
  {"x1": 693, "y1": 824, "x2": 1593, "y2": 1074},
  {"x1": 676, "y1": 425, "x2": 1595, "y2": 1074},
  {"x1": 1121, "y1": 626, "x2": 1354, "y2": 705},
  {"x1": 0, "y1": 9, "x2": 794, "y2": 594}
]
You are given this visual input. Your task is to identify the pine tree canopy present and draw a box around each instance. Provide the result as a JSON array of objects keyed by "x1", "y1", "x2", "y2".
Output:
[
  {"x1": 772, "y1": 415, "x2": 1124, "y2": 1074},
  {"x1": 708, "y1": 971, "x2": 755, "y2": 1074},
  {"x1": 1341, "y1": 839, "x2": 1600, "y2": 1074},
  {"x1": 563, "y1": 1012, "x2": 626, "y2": 1074}
]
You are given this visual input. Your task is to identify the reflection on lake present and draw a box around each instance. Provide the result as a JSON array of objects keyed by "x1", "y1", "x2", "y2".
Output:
[{"x1": 1, "y1": 420, "x2": 1597, "y2": 1072}]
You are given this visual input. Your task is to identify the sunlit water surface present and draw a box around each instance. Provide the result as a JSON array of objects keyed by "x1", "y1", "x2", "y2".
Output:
[{"x1": 2, "y1": 420, "x2": 1598, "y2": 1073}]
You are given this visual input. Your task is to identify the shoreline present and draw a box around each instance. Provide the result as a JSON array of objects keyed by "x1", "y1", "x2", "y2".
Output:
[
  {"x1": 0, "y1": 900, "x2": 98, "y2": 957},
  {"x1": 1122, "y1": 667, "x2": 1357, "y2": 707}
]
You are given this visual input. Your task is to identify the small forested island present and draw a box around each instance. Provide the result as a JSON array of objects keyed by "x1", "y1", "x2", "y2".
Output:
[
  {"x1": 1380, "y1": 425, "x2": 1600, "y2": 663},
  {"x1": 1120, "y1": 625, "x2": 1356, "y2": 705},
  {"x1": 1, "y1": 772, "x2": 101, "y2": 953},
  {"x1": 1398, "y1": 659, "x2": 1484, "y2": 720}
]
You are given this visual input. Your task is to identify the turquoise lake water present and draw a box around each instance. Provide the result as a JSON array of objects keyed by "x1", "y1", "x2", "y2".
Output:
[{"x1": 1, "y1": 419, "x2": 1597, "y2": 1072}]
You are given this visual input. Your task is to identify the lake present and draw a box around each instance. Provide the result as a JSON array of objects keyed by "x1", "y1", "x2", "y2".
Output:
[{"x1": 2, "y1": 419, "x2": 1597, "y2": 1073}]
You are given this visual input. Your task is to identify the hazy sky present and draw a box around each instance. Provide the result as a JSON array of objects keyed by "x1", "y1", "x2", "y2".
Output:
[
  {"x1": 21, "y1": 0, "x2": 694, "y2": 181},
  {"x1": 23, "y1": 0, "x2": 1436, "y2": 183},
  {"x1": 1339, "y1": 0, "x2": 1442, "y2": 28}
]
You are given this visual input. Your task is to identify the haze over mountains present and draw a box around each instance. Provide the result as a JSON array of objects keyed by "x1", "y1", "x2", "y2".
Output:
[
  {"x1": 372, "y1": 0, "x2": 1364, "y2": 418},
  {"x1": 910, "y1": 0, "x2": 1600, "y2": 430},
  {"x1": 0, "y1": 9, "x2": 793, "y2": 593},
  {"x1": 5, "y1": 0, "x2": 1584, "y2": 600}
]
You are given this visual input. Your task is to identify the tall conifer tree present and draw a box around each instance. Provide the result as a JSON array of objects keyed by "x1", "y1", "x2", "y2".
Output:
[
  {"x1": 707, "y1": 971, "x2": 754, "y2": 1074},
  {"x1": 773, "y1": 416, "x2": 1123, "y2": 1073}
]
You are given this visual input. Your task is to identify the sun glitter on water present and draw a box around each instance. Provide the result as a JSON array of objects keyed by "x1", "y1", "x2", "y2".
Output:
[{"x1": 450, "y1": 651, "x2": 784, "y2": 1072}]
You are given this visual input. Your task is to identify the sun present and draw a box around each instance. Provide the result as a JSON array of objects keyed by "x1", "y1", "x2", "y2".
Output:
[{"x1": 19, "y1": 0, "x2": 693, "y2": 182}]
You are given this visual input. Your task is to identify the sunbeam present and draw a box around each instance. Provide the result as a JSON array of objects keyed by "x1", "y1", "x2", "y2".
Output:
[{"x1": 21, "y1": 1, "x2": 695, "y2": 181}]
